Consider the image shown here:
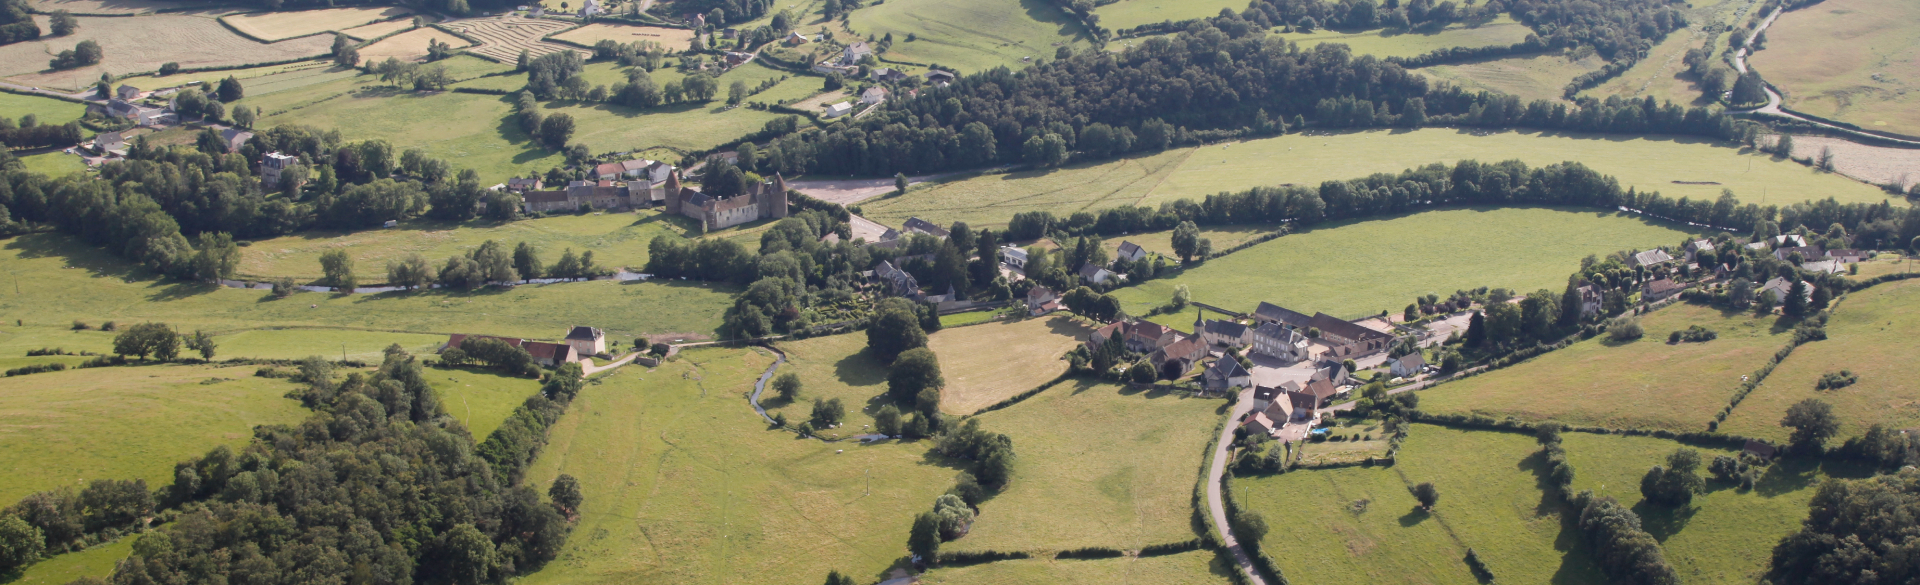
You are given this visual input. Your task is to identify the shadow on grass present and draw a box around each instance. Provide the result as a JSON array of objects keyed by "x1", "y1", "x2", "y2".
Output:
[
  {"x1": 1398, "y1": 507, "x2": 1431, "y2": 527},
  {"x1": 1631, "y1": 499, "x2": 1698, "y2": 542},
  {"x1": 6, "y1": 232, "x2": 149, "y2": 282}
]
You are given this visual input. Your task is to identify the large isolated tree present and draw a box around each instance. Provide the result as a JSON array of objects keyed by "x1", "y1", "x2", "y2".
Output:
[
  {"x1": 1782, "y1": 398, "x2": 1840, "y2": 451},
  {"x1": 887, "y1": 347, "x2": 943, "y2": 406}
]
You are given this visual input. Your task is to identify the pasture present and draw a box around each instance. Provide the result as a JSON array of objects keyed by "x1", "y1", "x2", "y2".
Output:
[
  {"x1": 209, "y1": 328, "x2": 448, "y2": 362},
  {"x1": 1287, "y1": 17, "x2": 1535, "y2": 59},
  {"x1": 10, "y1": 537, "x2": 134, "y2": 585},
  {"x1": 1751, "y1": 0, "x2": 1920, "y2": 137},
  {"x1": 1576, "y1": 0, "x2": 1745, "y2": 105},
  {"x1": 550, "y1": 23, "x2": 696, "y2": 50},
  {"x1": 917, "y1": 549, "x2": 1229, "y2": 583},
  {"x1": 765, "y1": 332, "x2": 890, "y2": 431},
  {"x1": 357, "y1": 27, "x2": 475, "y2": 62},
  {"x1": 1421, "y1": 302, "x2": 1789, "y2": 432},
  {"x1": 221, "y1": 7, "x2": 413, "y2": 42},
  {"x1": 927, "y1": 315, "x2": 1090, "y2": 414},
  {"x1": 0, "y1": 91, "x2": 88, "y2": 123},
  {"x1": 856, "y1": 128, "x2": 1893, "y2": 231},
  {"x1": 17, "y1": 152, "x2": 86, "y2": 176},
  {"x1": 517, "y1": 347, "x2": 956, "y2": 585},
  {"x1": 845, "y1": 0, "x2": 1094, "y2": 73},
  {"x1": 1416, "y1": 51, "x2": 1607, "y2": 103},
  {"x1": 1108, "y1": 207, "x2": 1695, "y2": 326},
  {"x1": 1097, "y1": 0, "x2": 1244, "y2": 31},
  {"x1": 956, "y1": 380, "x2": 1220, "y2": 553},
  {"x1": 1719, "y1": 278, "x2": 1920, "y2": 442},
  {"x1": 129, "y1": 60, "x2": 357, "y2": 99},
  {"x1": 429, "y1": 366, "x2": 542, "y2": 438},
  {"x1": 1239, "y1": 424, "x2": 1600, "y2": 585},
  {"x1": 0, "y1": 15, "x2": 334, "y2": 91},
  {"x1": 0, "y1": 364, "x2": 308, "y2": 504},
  {"x1": 1097, "y1": 224, "x2": 1273, "y2": 260},
  {"x1": 1558, "y1": 431, "x2": 1864, "y2": 585},
  {"x1": 237, "y1": 211, "x2": 687, "y2": 280},
  {"x1": 0, "y1": 232, "x2": 736, "y2": 342}
]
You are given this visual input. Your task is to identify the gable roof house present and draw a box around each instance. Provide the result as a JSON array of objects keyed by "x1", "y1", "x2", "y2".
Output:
[
  {"x1": 869, "y1": 68, "x2": 909, "y2": 83},
  {"x1": 1202, "y1": 357, "x2": 1250, "y2": 393},
  {"x1": 784, "y1": 31, "x2": 809, "y2": 45},
  {"x1": 1629, "y1": 249, "x2": 1674, "y2": 268},
  {"x1": 1644, "y1": 278, "x2": 1686, "y2": 301},
  {"x1": 1115, "y1": 241, "x2": 1147, "y2": 263},
  {"x1": 874, "y1": 260, "x2": 922, "y2": 299},
  {"x1": 923, "y1": 70, "x2": 956, "y2": 86},
  {"x1": 1759, "y1": 277, "x2": 1810, "y2": 306},
  {"x1": 1077, "y1": 263, "x2": 1119, "y2": 285},
  {"x1": 91, "y1": 131, "x2": 126, "y2": 155},
  {"x1": 220, "y1": 128, "x2": 253, "y2": 153},
  {"x1": 563, "y1": 326, "x2": 605, "y2": 357},
  {"x1": 1311, "y1": 362, "x2": 1350, "y2": 387},
  {"x1": 1250, "y1": 321, "x2": 1308, "y2": 363},
  {"x1": 1301, "y1": 379, "x2": 1339, "y2": 408},
  {"x1": 1825, "y1": 249, "x2": 1867, "y2": 264},
  {"x1": 1087, "y1": 320, "x2": 1126, "y2": 353},
  {"x1": 861, "y1": 86, "x2": 889, "y2": 105},
  {"x1": 1196, "y1": 312, "x2": 1251, "y2": 350},
  {"x1": 824, "y1": 101, "x2": 854, "y2": 118},
  {"x1": 1026, "y1": 285, "x2": 1059, "y2": 316},
  {"x1": 1308, "y1": 312, "x2": 1394, "y2": 358},
  {"x1": 1254, "y1": 302, "x2": 1313, "y2": 330},
  {"x1": 524, "y1": 341, "x2": 578, "y2": 366},
  {"x1": 1774, "y1": 245, "x2": 1825, "y2": 263},
  {"x1": 1124, "y1": 320, "x2": 1180, "y2": 354},
  {"x1": 1000, "y1": 246, "x2": 1029, "y2": 269},
  {"x1": 1390, "y1": 352, "x2": 1426, "y2": 378},
  {"x1": 839, "y1": 41, "x2": 872, "y2": 66},
  {"x1": 1250, "y1": 385, "x2": 1282, "y2": 412},
  {"x1": 593, "y1": 161, "x2": 629, "y2": 180},
  {"x1": 1239, "y1": 408, "x2": 1279, "y2": 439},
  {"x1": 577, "y1": 0, "x2": 601, "y2": 17},
  {"x1": 1149, "y1": 336, "x2": 1208, "y2": 378},
  {"x1": 902, "y1": 217, "x2": 949, "y2": 238},
  {"x1": 115, "y1": 85, "x2": 141, "y2": 100},
  {"x1": 522, "y1": 190, "x2": 573, "y2": 214},
  {"x1": 1801, "y1": 259, "x2": 1845, "y2": 275},
  {"x1": 1771, "y1": 234, "x2": 1809, "y2": 249},
  {"x1": 506, "y1": 178, "x2": 543, "y2": 192},
  {"x1": 1684, "y1": 239, "x2": 1714, "y2": 260}
]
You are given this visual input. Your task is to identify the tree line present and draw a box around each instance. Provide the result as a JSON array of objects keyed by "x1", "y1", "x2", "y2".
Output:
[{"x1": 0, "y1": 114, "x2": 83, "y2": 150}]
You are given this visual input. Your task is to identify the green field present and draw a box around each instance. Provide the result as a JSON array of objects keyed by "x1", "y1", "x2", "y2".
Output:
[
  {"x1": 766, "y1": 331, "x2": 891, "y2": 433},
  {"x1": 428, "y1": 366, "x2": 542, "y2": 438},
  {"x1": 918, "y1": 549, "x2": 1230, "y2": 584},
  {"x1": 1422, "y1": 302, "x2": 1790, "y2": 432},
  {"x1": 10, "y1": 537, "x2": 134, "y2": 585},
  {"x1": 17, "y1": 151, "x2": 87, "y2": 177},
  {"x1": 927, "y1": 315, "x2": 1089, "y2": 414},
  {"x1": 1097, "y1": 0, "x2": 1244, "y2": 31},
  {"x1": 518, "y1": 347, "x2": 956, "y2": 585},
  {"x1": 1288, "y1": 17, "x2": 1535, "y2": 59},
  {"x1": 1109, "y1": 207, "x2": 1696, "y2": 325},
  {"x1": 1720, "y1": 278, "x2": 1920, "y2": 442},
  {"x1": 0, "y1": 91, "x2": 88, "y2": 124},
  {"x1": 0, "y1": 363, "x2": 308, "y2": 504},
  {"x1": 237, "y1": 210, "x2": 691, "y2": 280},
  {"x1": 208, "y1": 328, "x2": 449, "y2": 362},
  {"x1": 1418, "y1": 52, "x2": 1607, "y2": 103},
  {"x1": 1751, "y1": 0, "x2": 1920, "y2": 136},
  {"x1": 1558, "y1": 431, "x2": 1862, "y2": 585},
  {"x1": 0, "y1": 232, "x2": 735, "y2": 343},
  {"x1": 1239, "y1": 424, "x2": 1601, "y2": 585},
  {"x1": 857, "y1": 128, "x2": 1894, "y2": 231},
  {"x1": 1577, "y1": 0, "x2": 1744, "y2": 105},
  {"x1": 956, "y1": 381, "x2": 1220, "y2": 553},
  {"x1": 845, "y1": 0, "x2": 1094, "y2": 73}
]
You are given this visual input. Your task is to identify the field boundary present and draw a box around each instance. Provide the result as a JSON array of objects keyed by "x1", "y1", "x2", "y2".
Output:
[{"x1": 969, "y1": 371, "x2": 1073, "y2": 415}]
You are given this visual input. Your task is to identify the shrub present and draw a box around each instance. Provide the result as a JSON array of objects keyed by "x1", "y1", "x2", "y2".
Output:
[
  {"x1": 71, "y1": 320, "x2": 88, "y2": 330},
  {"x1": 1669, "y1": 325, "x2": 1717, "y2": 343},
  {"x1": 1815, "y1": 370, "x2": 1858, "y2": 390},
  {"x1": 1606, "y1": 316, "x2": 1643, "y2": 341},
  {"x1": 1411, "y1": 482, "x2": 1439, "y2": 509},
  {"x1": 5, "y1": 363, "x2": 67, "y2": 377}
]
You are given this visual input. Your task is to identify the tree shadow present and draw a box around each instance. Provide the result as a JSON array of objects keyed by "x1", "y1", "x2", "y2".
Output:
[
  {"x1": 1630, "y1": 499, "x2": 1697, "y2": 542},
  {"x1": 831, "y1": 346, "x2": 889, "y2": 387},
  {"x1": 1398, "y1": 507, "x2": 1430, "y2": 527},
  {"x1": 1754, "y1": 456, "x2": 1822, "y2": 497},
  {"x1": 5, "y1": 233, "x2": 149, "y2": 282},
  {"x1": 145, "y1": 280, "x2": 222, "y2": 302}
]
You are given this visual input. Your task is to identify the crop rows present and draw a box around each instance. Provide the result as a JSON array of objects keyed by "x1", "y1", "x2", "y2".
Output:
[{"x1": 443, "y1": 16, "x2": 586, "y2": 63}]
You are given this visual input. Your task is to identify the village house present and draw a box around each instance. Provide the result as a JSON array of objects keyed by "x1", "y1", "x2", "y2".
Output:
[
  {"x1": 1770, "y1": 234, "x2": 1809, "y2": 249},
  {"x1": 1253, "y1": 302, "x2": 1313, "y2": 330},
  {"x1": 260, "y1": 152, "x2": 299, "y2": 191},
  {"x1": 1249, "y1": 321, "x2": 1309, "y2": 362},
  {"x1": 1149, "y1": 336, "x2": 1208, "y2": 378},
  {"x1": 1759, "y1": 277, "x2": 1810, "y2": 306},
  {"x1": 869, "y1": 68, "x2": 909, "y2": 83},
  {"x1": 1250, "y1": 385, "x2": 1282, "y2": 412},
  {"x1": 506, "y1": 178, "x2": 543, "y2": 192},
  {"x1": 1000, "y1": 246, "x2": 1028, "y2": 269},
  {"x1": 1087, "y1": 320, "x2": 1125, "y2": 353},
  {"x1": 1026, "y1": 285, "x2": 1059, "y2": 316},
  {"x1": 1390, "y1": 352, "x2": 1426, "y2": 378},
  {"x1": 1629, "y1": 249, "x2": 1674, "y2": 268},
  {"x1": 861, "y1": 86, "x2": 889, "y2": 105},
  {"x1": 115, "y1": 85, "x2": 141, "y2": 100},
  {"x1": 1202, "y1": 357, "x2": 1250, "y2": 393},
  {"x1": 1124, "y1": 320, "x2": 1180, "y2": 353},
  {"x1": 1240, "y1": 407, "x2": 1280, "y2": 438},
  {"x1": 824, "y1": 102, "x2": 853, "y2": 118},
  {"x1": 1077, "y1": 263, "x2": 1119, "y2": 285},
  {"x1": 1115, "y1": 241, "x2": 1147, "y2": 263},
  {"x1": 90, "y1": 131, "x2": 125, "y2": 155},
  {"x1": 220, "y1": 128, "x2": 253, "y2": 153},
  {"x1": 664, "y1": 170, "x2": 790, "y2": 231},
  {"x1": 874, "y1": 260, "x2": 921, "y2": 299},
  {"x1": 839, "y1": 41, "x2": 872, "y2": 66},
  {"x1": 1313, "y1": 362, "x2": 1350, "y2": 386},
  {"x1": 1684, "y1": 239, "x2": 1714, "y2": 260},
  {"x1": 564, "y1": 326, "x2": 605, "y2": 357},
  {"x1": 1301, "y1": 378, "x2": 1338, "y2": 408},
  {"x1": 1196, "y1": 313, "x2": 1251, "y2": 350},
  {"x1": 1308, "y1": 312, "x2": 1394, "y2": 359},
  {"x1": 1825, "y1": 249, "x2": 1867, "y2": 264},
  {"x1": 903, "y1": 217, "x2": 949, "y2": 238},
  {"x1": 1644, "y1": 278, "x2": 1685, "y2": 302}
]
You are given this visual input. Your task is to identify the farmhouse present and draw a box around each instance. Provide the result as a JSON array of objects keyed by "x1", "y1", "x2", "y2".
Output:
[
  {"x1": 1308, "y1": 312, "x2": 1393, "y2": 358},
  {"x1": 116, "y1": 85, "x2": 141, "y2": 100},
  {"x1": 1239, "y1": 408, "x2": 1279, "y2": 438},
  {"x1": 88, "y1": 99, "x2": 175, "y2": 127},
  {"x1": 1077, "y1": 263, "x2": 1119, "y2": 285},
  {"x1": 1629, "y1": 249, "x2": 1674, "y2": 268},
  {"x1": 903, "y1": 217, "x2": 949, "y2": 238},
  {"x1": 1196, "y1": 312, "x2": 1250, "y2": 350},
  {"x1": 1150, "y1": 336, "x2": 1208, "y2": 377},
  {"x1": 839, "y1": 41, "x2": 872, "y2": 66},
  {"x1": 664, "y1": 171, "x2": 790, "y2": 231},
  {"x1": 522, "y1": 190, "x2": 572, "y2": 213},
  {"x1": 861, "y1": 87, "x2": 889, "y2": 105},
  {"x1": 563, "y1": 326, "x2": 605, "y2": 357},
  {"x1": 91, "y1": 131, "x2": 126, "y2": 155},
  {"x1": 1254, "y1": 302, "x2": 1313, "y2": 330},
  {"x1": 1249, "y1": 321, "x2": 1308, "y2": 362},
  {"x1": 1390, "y1": 352, "x2": 1426, "y2": 378},
  {"x1": 1202, "y1": 357, "x2": 1250, "y2": 393},
  {"x1": 506, "y1": 178, "x2": 542, "y2": 192},
  {"x1": 1026, "y1": 285, "x2": 1059, "y2": 316},
  {"x1": 1115, "y1": 241, "x2": 1147, "y2": 263},
  {"x1": 1644, "y1": 278, "x2": 1685, "y2": 302},
  {"x1": 1759, "y1": 277, "x2": 1811, "y2": 306},
  {"x1": 219, "y1": 128, "x2": 253, "y2": 153},
  {"x1": 1300, "y1": 378, "x2": 1338, "y2": 408},
  {"x1": 525, "y1": 341, "x2": 578, "y2": 366},
  {"x1": 1000, "y1": 246, "x2": 1028, "y2": 269}
]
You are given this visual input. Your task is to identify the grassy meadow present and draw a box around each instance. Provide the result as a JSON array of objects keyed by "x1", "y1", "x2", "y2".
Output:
[
  {"x1": 927, "y1": 315, "x2": 1090, "y2": 414},
  {"x1": 517, "y1": 347, "x2": 957, "y2": 585},
  {"x1": 1109, "y1": 207, "x2": 1696, "y2": 325},
  {"x1": 1421, "y1": 302, "x2": 1790, "y2": 432},
  {"x1": 428, "y1": 366, "x2": 542, "y2": 438},
  {"x1": 766, "y1": 331, "x2": 891, "y2": 432},
  {"x1": 1576, "y1": 0, "x2": 1746, "y2": 105},
  {"x1": 0, "y1": 91, "x2": 88, "y2": 123},
  {"x1": 955, "y1": 381, "x2": 1220, "y2": 553},
  {"x1": 1240, "y1": 424, "x2": 1601, "y2": 585},
  {"x1": 0, "y1": 363, "x2": 308, "y2": 504},
  {"x1": 845, "y1": 0, "x2": 1094, "y2": 73},
  {"x1": 1751, "y1": 0, "x2": 1920, "y2": 136},
  {"x1": 917, "y1": 549, "x2": 1231, "y2": 584},
  {"x1": 1096, "y1": 0, "x2": 1244, "y2": 31},
  {"x1": 1416, "y1": 52, "x2": 1607, "y2": 103},
  {"x1": 1097, "y1": 224, "x2": 1273, "y2": 260},
  {"x1": 9, "y1": 537, "x2": 135, "y2": 585},
  {"x1": 17, "y1": 152, "x2": 87, "y2": 177},
  {"x1": 858, "y1": 128, "x2": 1893, "y2": 230},
  {"x1": 236, "y1": 210, "x2": 690, "y2": 280},
  {"x1": 1719, "y1": 278, "x2": 1920, "y2": 442},
  {"x1": 1286, "y1": 17, "x2": 1535, "y2": 59},
  {"x1": 207, "y1": 328, "x2": 448, "y2": 362}
]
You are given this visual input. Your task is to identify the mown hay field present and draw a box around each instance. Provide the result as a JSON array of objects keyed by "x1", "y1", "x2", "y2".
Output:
[
  {"x1": 0, "y1": 15, "x2": 334, "y2": 91},
  {"x1": 341, "y1": 18, "x2": 417, "y2": 40},
  {"x1": 918, "y1": 548, "x2": 1230, "y2": 584},
  {"x1": 857, "y1": 128, "x2": 1893, "y2": 231},
  {"x1": 846, "y1": 0, "x2": 1094, "y2": 73},
  {"x1": 1416, "y1": 51, "x2": 1607, "y2": 103},
  {"x1": 1109, "y1": 207, "x2": 1696, "y2": 326},
  {"x1": 29, "y1": 0, "x2": 211, "y2": 14},
  {"x1": 357, "y1": 27, "x2": 474, "y2": 62},
  {"x1": 956, "y1": 381, "x2": 1220, "y2": 553},
  {"x1": 237, "y1": 211, "x2": 687, "y2": 280},
  {"x1": 766, "y1": 332, "x2": 890, "y2": 432},
  {"x1": 1421, "y1": 302, "x2": 1789, "y2": 432},
  {"x1": 550, "y1": 23, "x2": 696, "y2": 50},
  {"x1": 1241, "y1": 424, "x2": 1601, "y2": 585},
  {"x1": 0, "y1": 232, "x2": 736, "y2": 342},
  {"x1": 221, "y1": 6, "x2": 413, "y2": 42},
  {"x1": 1288, "y1": 17, "x2": 1535, "y2": 59},
  {"x1": 518, "y1": 348, "x2": 956, "y2": 585},
  {"x1": 1750, "y1": 0, "x2": 1920, "y2": 137},
  {"x1": 928, "y1": 315, "x2": 1090, "y2": 414},
  {"x1": 1096, "y1": 0, "x2": 1245, "y2": 31},
  {"x1": 1719, "y1": 278, "x2": 1920, "y2": 442},
  {"x1": 0, "y1": 363, "x2": 308, "y2": 504}
]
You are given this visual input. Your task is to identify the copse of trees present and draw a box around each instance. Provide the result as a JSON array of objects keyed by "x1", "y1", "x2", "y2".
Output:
[
  {"x1": 1768, "y1": 468, "x2": 1920, "y2": 584},
  {"x1": 48, "y1": 39, "x2": 101, "y2": 70},
  {"x1": 1575, "y1": 492, "x2": 1680, "y2": 585},
  {"x1": 0, "y1": 0, "x2": 39, "y2": 46},
  {"x1": 0, "y1": 114, "x2": 83, "y2": 149}
]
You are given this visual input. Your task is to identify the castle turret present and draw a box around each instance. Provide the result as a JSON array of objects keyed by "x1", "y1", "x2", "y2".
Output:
[
  {"x1": 664, "y1": 170, "x2": 683, "y2": 215},
  {"x1": 763, "y1": 173, "x2": 790, "y2": 219}
]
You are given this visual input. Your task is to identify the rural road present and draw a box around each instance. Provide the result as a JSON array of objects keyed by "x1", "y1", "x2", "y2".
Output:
[
  {"x1": 578, "y1": 351, "x2": 638, "y2": 375},
  {"x1": 1727, "y1": 7, "x2": 1920, "y2": 148},
  {"x1": 0, "y1": 81, "x2": 91, "y2": 101},
  {"x1": 1206, "y1": 386, "x2": 1270, "y2": 585}
]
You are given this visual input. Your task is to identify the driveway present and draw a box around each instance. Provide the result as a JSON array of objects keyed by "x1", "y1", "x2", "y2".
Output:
[
  {"x1": 1422, "y1": 312, "x2": 1473, "y2": 348},
  {"x1": 577, "y1": 352, "x2": 638, "y2": 375},
  {"x1": 1207, "y1": 387, "x2": 1271, "y2": 585}
]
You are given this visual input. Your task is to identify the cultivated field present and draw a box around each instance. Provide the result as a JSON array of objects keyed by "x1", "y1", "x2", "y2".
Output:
[
  {"x1": 442, "y1": 15, "x2": 585, "y2": 63},
  {"x1": 766, "y1": 332, "x2": 890, "y2": 431},
  {"x1": 0, "y1": 15, "x2": 334, "y2": 91},
  {"x1": 11, "y1": 537, "x2": 134, "y2": 585},
  {"x1": 1417, "y1": 51, "x2": 1607, "y2": 103},
  {"x1": 1288, "y1": 17, "x2": 1535, "y2": 59},
  {"x1": 1719, "y1": 278, "x2": 1920, "y2": 442},
  {"x1": 845, "y1": 0, "x2": 1094, "y2": 73},
  {"x1": 28, "y1": 0, "x2": 209, "y2": 14},
  {"x1": 429, "y1": 366, "x2": 542, "y2": 437},
  {"x1": 0, "y1": 363, "x2": 308, "y2": 504},
  {"x1": 0, "y1": 91, "x2": 87, "y2": 123},
  {"x1": 550, "y1": 23, "x2": 695, "y2": 50},
  {"x1": 357, "y1": 27, "x2": 478, "y2": 62},
  {"x1": 221, "y1": 7, "x2": 413, "y2": 42},
  {"x1": 238, "y1": 211, "x2": 687, "y2": 280},
  {"x1": 957, "y1": 381, "x2": 1220, "y2": 553},
  {"x1": 518, "y1": 348, "x2": 955, "y2": 585},
  {"x1": 1241, "y1": 424, "x2": 1601, "y2": 585},
  {"x1": 1751, "y1": 0, "x2": 1920, "y2": 137},
  {"x1": 1109, "y1": 207, "x2": 1695, "y2": 326},
  {"x1": 1559, "y1": 431, "x2": 1865, "y2": 585},
  {"x1": 1770, "y1": 133, "x2": 1920, "y2": 190},
  {"x1": 0, "y1": 232, "x2": 736, "y2": 343},
  {"x1": 1421, "y1": 302, "x2": 1790, "y2": 432},
  {"x1": 927, "y1": 315, "x2": 1090, "y2": 414},
  {"x1": 1097, "y1": 0, "x2": 1244, "y2": 31},
  {"x1": 341, "y1": 18, "x2": 417, "y2": 41},
  {"x1": 857, "y1": 128, "x2": 1893, "y2": 231},
  {"x1": 918, "y1": 549, "x2": 1229, "y2": 584}
]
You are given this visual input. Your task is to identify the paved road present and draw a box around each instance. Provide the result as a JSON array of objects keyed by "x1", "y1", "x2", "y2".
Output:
[
  {"x1": 1728, "y1": 7, "x2": 1920, "y2": 148},
  {"x1": 1206, "y1": 387, "x2": 1270, "y2": 585}
]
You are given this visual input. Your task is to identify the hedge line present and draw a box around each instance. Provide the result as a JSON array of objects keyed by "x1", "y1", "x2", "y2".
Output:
[
  {"x1": 971, "y1": 372, "x2": 1073, "y2": 415},
  {"x1": 934, "y1": 550, "x2": 1029, "y2": 567},
  {"x1": 1404, "y1": 410, "x2": 1759, "y2": 450},
  {"x1": 1053, "y1": 547, "x2": 1124, "y2": 560},
  {"x1": 1139, "y1": 538, "x2": 1204, "y2": 557}
]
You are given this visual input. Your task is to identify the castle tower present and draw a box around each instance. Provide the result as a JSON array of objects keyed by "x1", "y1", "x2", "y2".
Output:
[
  {"x1": 663, "y1": 171, "x2": 683, "y2": 215},
  {"x1": 766, "y1": 173, "x2": 790, "y2": 219}
]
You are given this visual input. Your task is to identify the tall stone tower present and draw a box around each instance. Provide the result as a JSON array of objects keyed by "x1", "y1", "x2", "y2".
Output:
[
  {"x1": 663, "y1": 170, "x2": 683, "y2": 215},
  {"x1": 762, "y1": 173, "x2": 790, "y2": 219}
]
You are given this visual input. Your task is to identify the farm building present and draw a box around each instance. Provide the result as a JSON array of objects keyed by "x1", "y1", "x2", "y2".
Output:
[
  {"x1": 1202, "y1": 357, "x2": 1250, "y2": 393},
  {"x1": 564, "y1": 326, "x2": 605, "y2": 357},
  {"x1": 824, "y1": 102, "x2": 853, "y2": 118},
  {"x1": 902, "y1": 217, "x2": 949, "y2": 238},
  {"x1": 1254, "y1": 301, "x2": 1313, "y2": 330},
  {"x1": 1629, "y1": 249, "x2": 1674, "y2": 267}
]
